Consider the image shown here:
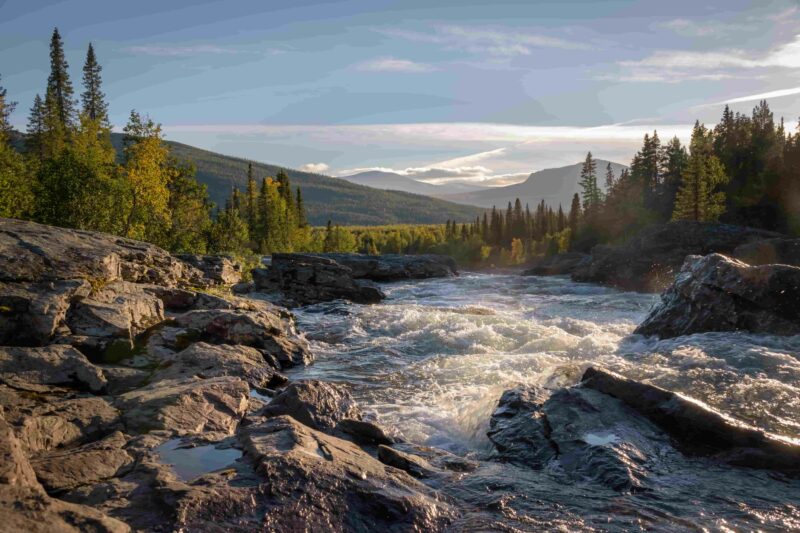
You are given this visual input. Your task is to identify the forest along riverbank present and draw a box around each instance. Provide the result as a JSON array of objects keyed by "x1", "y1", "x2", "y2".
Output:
[{"x1": 286, "y1": 272, "x2": 800, "y2": 529}]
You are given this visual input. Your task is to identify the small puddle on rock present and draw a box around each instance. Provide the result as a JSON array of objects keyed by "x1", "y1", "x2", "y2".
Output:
[{"x1": 155, "y1": 439, "x2": 242, "y2": 481}]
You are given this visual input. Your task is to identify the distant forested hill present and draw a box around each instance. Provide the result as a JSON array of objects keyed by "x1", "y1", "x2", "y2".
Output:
[{"x1": 121, "y1": 134, "x2": 486, "y2": 226}]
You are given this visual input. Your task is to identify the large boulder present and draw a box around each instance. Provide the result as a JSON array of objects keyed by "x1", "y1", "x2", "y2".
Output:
[
  {"x1": 0, "y1": 217, "x2": 203, "y2": 287},
  {"x1": 581, "y1": 367, "x2": 800, "y2": 473},
  {"x1": 117, "y1": 376, "x2": 249, "y2": 437},
  {"x1": 253, "y1": 254, "x2": 385, "y2": 306},
  {"x1": 173, "y1": 308, "x2": 312, "y2": 367},
  {"x1": 635, "y1": 254, "x2": 800, "y2": 338},
  {"x1": 521, "y1": 252, "x2": 591, "y2": 276},
  {"x1": 239, "y1": 415, "x2": 456, "y2": 532},
  {"x1": 486, "y1": 387, "x2": 556, "y2": 468},
  {"x1": 571, "y1": 222, "x2": 781, "y2": 292},
  {"x1": 66, "y1": 281, "x2": 165, "y2": 342},
  {"x1": 175, "y1": 254, "x2": 242, "y2": 285},
  {"x1": 0, "y1": 345, "x2": 106, "y2": 393},
  {"x1": 0, "y1": 279, "x2": 90, "y2": 346},
  {"x1": 262, "y1": 380, "x2": 362, "y2": 432},
  {"x1": 733, "y1": 237, "x2": 800, "y2": 266}
]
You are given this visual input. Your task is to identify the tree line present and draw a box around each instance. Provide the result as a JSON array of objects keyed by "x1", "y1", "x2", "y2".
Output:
[{"x1": 0, "y1": 28, "x2": 309, "y2": 258}]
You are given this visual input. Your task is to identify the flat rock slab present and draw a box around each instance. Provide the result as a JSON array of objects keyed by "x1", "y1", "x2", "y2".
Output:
[
  {"x1": 155, "y1": 342, "x2": 278, "y2": 389},
  {"x1": 312, "y1": 253, "x2": 458, "y2": 281},
  {"x1": 262, "y1": 380, "x2": 362, "y2": 432},
  {"x1": 0, "y1": 217, "x2": 203, "y2": 287},
  {"x1": 0, "y1": 345, "x2": 106, "y2": 393},
  {"x1": 117, "y1": 376, "x2": 249, "y2": 437},
  {"x1": 635, "y1": 253, "x2": 800, "y2": 338},
  {"x1": 239, "y1": 415, "x2": 456, "y2": 532}
]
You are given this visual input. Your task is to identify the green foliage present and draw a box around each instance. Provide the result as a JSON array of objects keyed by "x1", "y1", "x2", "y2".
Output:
[{"x1": 672, "y1": 123, "x2": 729, "y2": 222}]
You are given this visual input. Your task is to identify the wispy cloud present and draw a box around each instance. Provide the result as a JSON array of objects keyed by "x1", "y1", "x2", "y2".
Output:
[
  {"x1": 377, "y1": 24, "x2": 588, "y2": 59},
  {"x1": 658, "y1": 18, "x2": 750, "y2": 38},
  {"x1": 124, "y1": 44, "x2": 243, "y2": 57},
  {"x1": 699, "y1": 86, "x2": 800, "y2": 107},
  {"x1": 300, "y1": 162, "x2": 330, "y2": 173},
  {"x1": 356, "y1": 57, "x2": 436, "y2": 73}
]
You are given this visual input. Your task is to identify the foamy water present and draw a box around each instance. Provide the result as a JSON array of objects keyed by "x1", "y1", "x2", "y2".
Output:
[{"x1": 288, "y1": 272, "x2": 800, "y2": 531}]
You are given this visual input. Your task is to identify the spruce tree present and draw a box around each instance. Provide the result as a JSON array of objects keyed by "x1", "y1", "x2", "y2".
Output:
[
  {"x1": 672, "y1": 122, "x2": 729, "y2": 222},
  {"x1": 81, "y1": 43, "x2": 109, "y2": 126},
  {"x1": 579, "y1": 152, "x2": 600, "y2": 212},
  {"x1": 0, "y1": 75, "x2": 15, "y2": 142},
  {"x1": 46, "y1": 28, "x2": 76, "y2": 128},
  {"x1": 568, "y1": 193, "x2": 580, "y2": 234},
  {"x1": 245, "y1": 163, "x2": 257, "y2": 230},
  {"x1": 604, "y1": 162, "x2": 615, "y2": 193},
  {"x1": 295, "y1": 186, "x2": 307, "y2": 227}
]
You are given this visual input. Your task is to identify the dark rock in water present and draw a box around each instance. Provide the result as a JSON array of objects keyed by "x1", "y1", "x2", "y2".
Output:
[
  {"x1": 378, "y1": 444, "x2": 438, "y2": 478},
  {"x1": 253, "y1": 254, "x2": 386, "y2": 305},
  {"x1": 571, "y1": 221, "x2": 781, "y2": 292},
  {"x1": 173, "y1": 308, "x2": 312, "y2": 367},
  {"x1": 0, "y1": 279, "x2": 90, "y2": 346},
  {"x1": 0, "y1": 217, "x2": 204, "y2": 287},
  {"x1": 316, "y1": 253, "x2": 458, "y2": 281},
  {"x1": 176, "y1": 254, "x2": 242, "y2": 285},
  {"x1": 635, "y1": 253, "x2": 800, "y2": 338},
  {"x1": 239, "y1": 415, "x2": 456, "y2": 532},
  {"x1": 734, "y1": 237, "x2": 800, "y2": 266},
  {"x1": 0, "y1": 345, "x2": 107, "y2": 393},
  {"x1": 581, "y1": 367, "x2": 800, "y2": 474},
  {"x1": 487, "y1": 384, "x2": 671, "y2": 491},
  {"x1": 262, "y1": 380, "x2": 362, "y2": 432},
  {"x1": 487, "y1": 387, "x2": 556, "y2": 468},
  {"x1": 522, "y1": 252, "x2": 591, "y2": 276}
]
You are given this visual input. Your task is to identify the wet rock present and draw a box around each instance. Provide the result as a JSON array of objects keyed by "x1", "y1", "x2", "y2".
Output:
[
  {"x1": 378, "y1": 444, "x2": 437, "y2": 478},
  {"x1": 117, "y1": 376, "x2": 249, "y2": 437},
  {"x1": 15, "y1": 396, "x2": 121, "y2": 452},
  {"x1": 176, "y1": 254, "x2": 242, "y2": 285},
  {"x1": 581, "y1": 367, "x2": 800, "y2": 474},
  {"x1": 315, "y1": 253, "x2": 458, "y2": 281},
  {"x1": 263, "y1": 380, "x2": 362, "y2": 432},
  {"x1": 0, "y1": 345, "x2": 106, "y2": 393},
  {"x1": 522, "y1": 252, "x2": 591, "y2": 276},
  {"x1": 0, "y1": 279, "x2": 90, "y2": 346},
  {"x1": 173, "y1": 308, "x2": 312, "y2": 367},
  {"x1": 488, "y1": 383, "x2": 674, "y2": 491},
  {"x1": 487, "y1": 387, "x2": 556, "y2": 468},
  {"x1": 635, "y1": 253, "x2": 800, "y2": 338},
  {"x1": 239, "y1": 415, "x2": 456, "y2": 532},
  {"x1": 253, "y1": 254, "x2": 386, "y2": 305},
  {"x1": 734, "y1": 237, "x2": 800, "y2": 266},
  {"x1": 31, "y1": 431, "x2": 133, "y2": 493},
  {"x1": 156, "y1": 342, "x2": 278, "y2": 389},
  {"x1": 0, "y1": 216, "x2": 203, "y2": 287},
  {"x1": 337, "y1": 418, "x2": 395, "y2": 445},
  {"x1": 571, "y1": 221, "x2": 781, "y2": 292},
  {"x1": 66, "y1": 281, "x2": 165, "y2": 342}
]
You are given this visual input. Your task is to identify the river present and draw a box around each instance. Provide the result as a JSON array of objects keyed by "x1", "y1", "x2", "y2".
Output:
[{"x1": 288, "y1": 272, "x2": 800, "y2": 531}]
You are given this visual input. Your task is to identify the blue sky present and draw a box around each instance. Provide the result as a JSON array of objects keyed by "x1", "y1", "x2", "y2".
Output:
[{"x1": 2, "y1": 0, "x2": 799, "y2": 182}]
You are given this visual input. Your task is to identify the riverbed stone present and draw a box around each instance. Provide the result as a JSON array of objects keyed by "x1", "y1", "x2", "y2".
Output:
[
  {"x1": 262, "y1": 380, "x2": 362, "y2": 432},
  {"x1": 155, "y1": 342, "x2": 278, "y2": 389},
  {"x1": 634, "y1": 253, "x2": 800, "y2": 338}
]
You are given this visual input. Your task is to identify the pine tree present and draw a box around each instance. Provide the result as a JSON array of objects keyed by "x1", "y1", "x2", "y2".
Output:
[
  {"x1": 295, "y1": 186, "x2": 307, "y2": 227},
  {"x1": 568, "y1": 193, "x2": 580, "y2": 234},
  {"x1": 672, "y1": 122, "x2": 729, "y2": 222},
  {"x1": 25, "y1": 94, "x2": 47, "y2": 160},
  {"x1": 46, "y1": 28, "x2": 75, "y2": 129},
  {"x1": 245, "y1": 163, "x2": 257, "y2": 230},
  {"x1": 0, "y1": 75, "x2": 15, "y2": 142},
  {"x1": 604, "y1": 162, "x2": 615, "y2": 193},
  {"x1": 81, "y1": 43, "x2": 109, "y2": 126},
  {"x1": 579, "y1": 152, "x2": 600, "y2": 212}
]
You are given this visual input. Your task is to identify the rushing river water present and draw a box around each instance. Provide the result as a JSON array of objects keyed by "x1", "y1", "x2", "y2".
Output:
[{"x1": 288, "y1": 272, "x2": 800, "y2": 532}]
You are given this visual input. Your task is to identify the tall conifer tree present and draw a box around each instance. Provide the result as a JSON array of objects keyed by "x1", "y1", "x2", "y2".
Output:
[{"x1": 81, "y1": 43, "x2": 108, "y2": 125}]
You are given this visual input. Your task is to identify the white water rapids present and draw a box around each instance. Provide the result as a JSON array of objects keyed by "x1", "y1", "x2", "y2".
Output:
[{"x1": 285, "y1": 272, "x2": 800, "y2": 531}]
